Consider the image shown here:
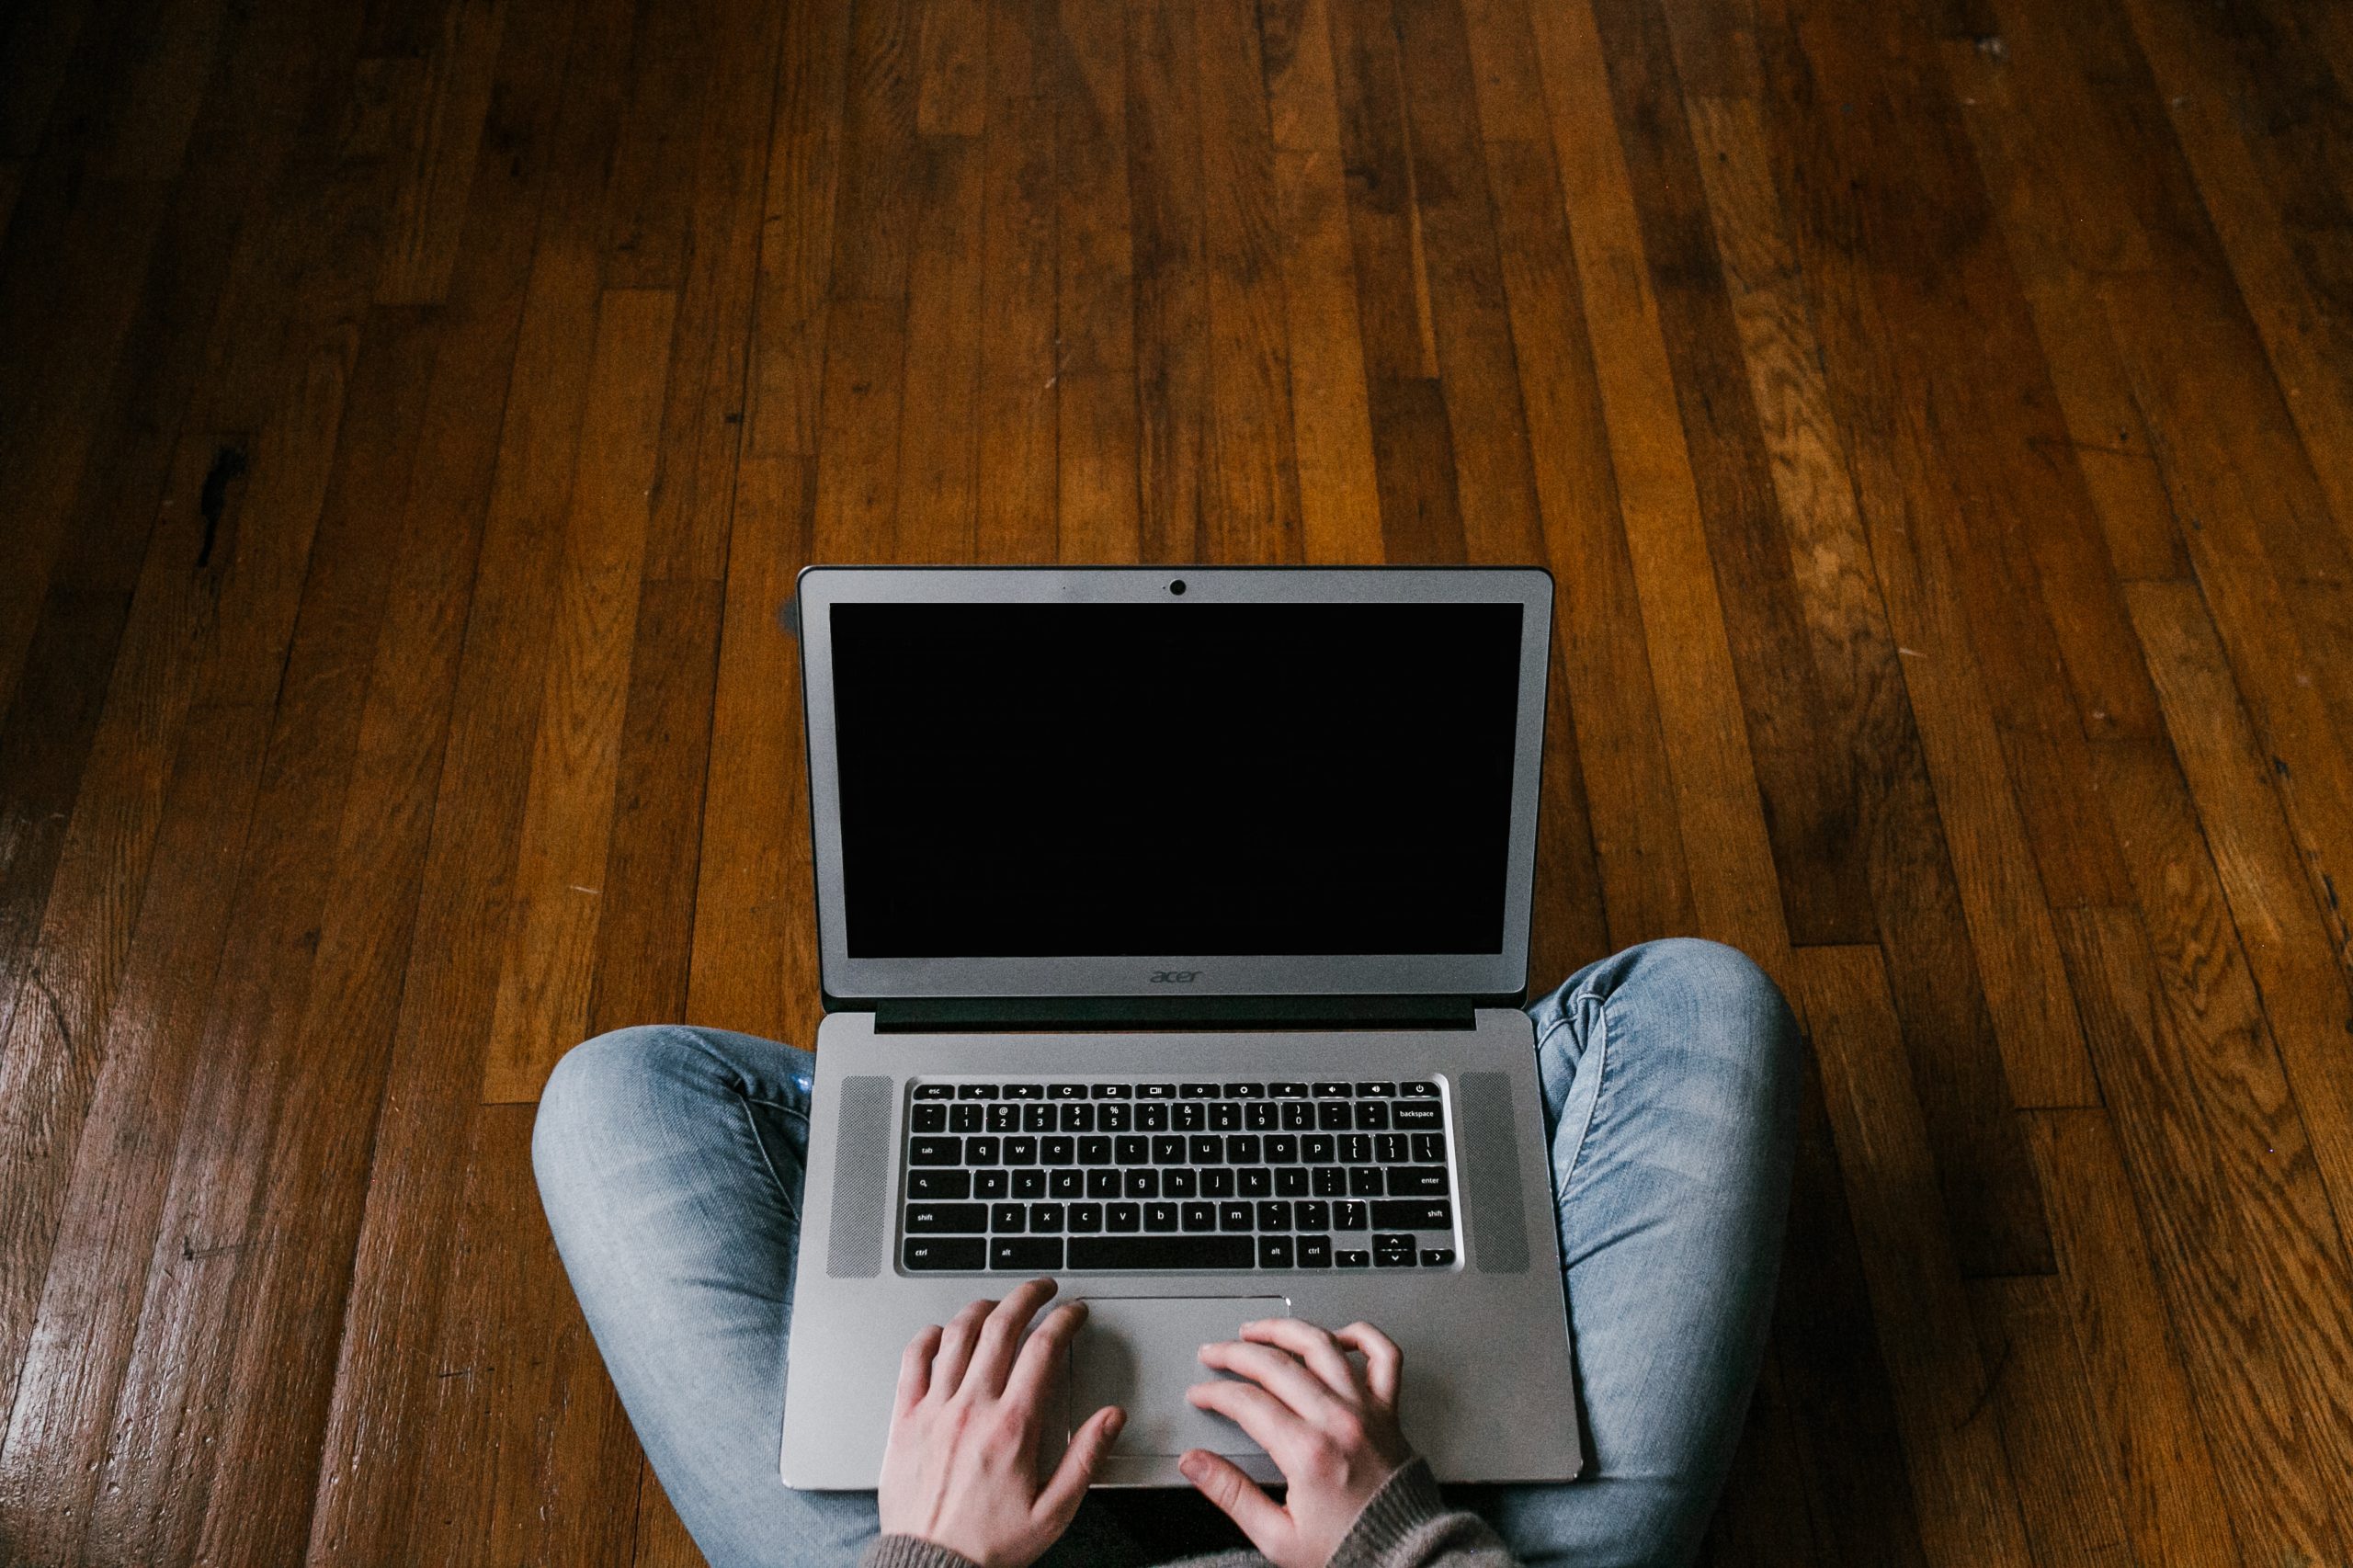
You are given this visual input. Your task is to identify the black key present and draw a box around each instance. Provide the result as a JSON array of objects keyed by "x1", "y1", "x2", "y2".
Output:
[
  {"x1": 1256, "y1": 1200, "x2": 1293, "y2": 1230},
  {"x1": 1022, "y1": 1104, "x2": 1056, "y2": 1132},
  {"x1": 912, "y1": 1104, "x2": 948, "y2": 1133},
  {"x1": 1336, "y1": 1249, "x2": 1371, "y2": 1268},
  {"x1": 1339, "y1": 1134, "x2": 1372, "y2": 1163},
  {"x1": 1257, "y1": 1235, "x2": 1295, "y2": 1268},
  {"x1": 1182, "y1": 1201, "x2": 1217, "y2": 1232},
  {"x1": 1092, "y1": 1083, "x2": 1131, "y2": 1099},
  {"x1": 1059, "y1": 1103, "x2": 1096, "y2": 1132},
  {"x1": 1402, "y1": 1081, "x2": 1440, "y2": 1097},
  {"x1": 1303, "y1": 1135, "x2": 1336, "y2": 1163},
  {"x1": 1137, "y1": 1103, "x2": 1169, "y2": 1132},
  {"x1": 1210, "y1": 1103, "x2": 1243, "y2": 1131},
  {"x1": 904, "y1": 1237, "x2": 984, "y2": 1270},
  {"x1": 1336, "y1": 1201, "x2": 1370, "y2": 1231},
  {"x1": 1115, "y1": 1135, "x2": 1149, "y2": 1165},
  {"x1": 1388, "y1": 1166, "x2": 1450, "y2": 1196},
  {"x1": 1042, "y1": 1135, "x2": 1074, "y2": 1165},
  {"x1": 1050, "y1": 1169, "x2": 1084, "y2": 1199},
  {"x1": 1078, "y1": 1136, "x2": 1112, "y2": 1165},
  {"x1": 1146, "y1": 1201, "x2": 1180, "y2": 1232},
  {"x1": 1226, "y1": 1135, "x2": 1260, "y2": 1163},
  {"x1": 965, "y1": 1136, "x2": 1001, "y2": 1165},
  {"x1": 1191, "y1": 1135, "x2": 1224, "y2": 1165},
  {"x1": 1050, "y1": 1083, "x2": 1088, "y2": 1100},
  {"x1": 1004, "y1": 1083, "x2": 1046, "y2": 1100},
  {"x1": 914, "y1": 1085, "x2": 955, "y2": 1101},
  {"x1": 1392, "y1": 1104, "x2": 1440, "y2": 1130},
  {"x1": 1265, "y1": 1135, "x2": 1298, "y2": 1162},
  {"x1": 1152, "y1": 1135, "x2": 1186, "y2": 1164},
  {"x1": 1281, "y1": 1102, "x2": 1314, "y2": 1131},
  {"x1": 958, "y1": 1084, "x2": 1000, "y2": 1099},
  {"x1": 1070, "y1": 1203, "x2": 1104, "y2": 1233},
  {"x1": 1373, "y1": 1233, "x2": 1419, "y2": 1267},
  {"x1": 1269, "y1": 1082, "x2": 1309, "y2": 1099},
  {"x1": 907, "y1": 1170, "x2": 971, "y2": 1199},
  {"x1": 909, "y1": 1137, "x2": 961, "y2": 1165},
  {"x1": 1376, "y1": 1133, "x2": 1408, "y2": 1164},
  {"x1": 1240, "y1": 1168, "x2": 1273, "y2": 1198},
  {"x1": 1297, "y1": 1199, "x2": 1330, "y2": 1229},
  {"x1": 991, "y1": 1202, "x2": 1027, "y2": 1232},
  {"x1": 906, "y1": 1204, "x2": 987, "y2": 1233},
  {"x1": 1163, "y1": 1168, "x2": 1197, "y2": 1197},
  {"x1": 987, "y1": 1104, "x2": 1020, "y2": 1132},
  {"x1": 1354, "y1": 1081, "x2": 1397, "y2": 1097},
  {"x1": 1138, "y1": 1083, "x2": 1177, "y2": 1099},
  {"x1": 1413, "y1": 1133, "x2": 1446, "y2": 1162},
  {"x1": 1312, "y1": 1167, "x2": 1346, "y2": 1197},
  {"x1": 1173, "y1": 1103, "x2": 1206, "y2": 1131},
  {"x1": 1220, "y1": 1201, "x2": 1254, "y2": 1232},
  {"x1": 1031, "y1": 1203, "x2": 1066, "y2": 1233},
  {"x1": 1202, "y1": 1169, "x2": 1235, "y2": 1197},
  {"x1": 975, "y1": 1170, "x2": 1010, "y2": 1199},
  {"x1": 1317, "y1": 1102, "x2": 1352, "y2": 1131},
  {"x1": 1005, "y1": 1137, "x2": 1038, "y2": 1165},
  {"x1": 949, "y1": 1106, "x2": 983, "y2": 1133},
  {"x1": 1299, "y1": 1235, "x2": 1333, "y2": 1267},
  {"x1": 1098, "y1": 1105, "x2": 1132, "y2": 1133},
  {"x1": 1223, "y1": 1083, "x2": 1266, "y2": 1098},
  {"x1": 1067, "y1": 1235, "x2": 1255, "y2": 1270},
  {"x1": 1374, "y1": 1199, "x2": 1453, "y2": 1230},
  {"x1": 1124, "y1": 1169, "x2": 1160, "y2": 1198},
  {"x1": 1356, "y1": 1102, "x2": 1391, "y2": 1131},
  {"x1": 1422, "y1": 1248, "x2": 1456, "y2": 1267},
  {"x1": 1347, "y1": 1167, "x2": 1382, "y2": 1197},
  {"x1": 1087, "y1": 1169, "x2": 1121, "y2": 1199},
  {"x1": 1313, "y1": 1082, "x2": 1353, "y2": 1097},
  {"x1": 1180, "y1": 1083, "x2": 1221, "y2": 1098},
  {"x1": 1274, "y1": 1168, "x2": 1308, "y2": 1197},
  {"x1": 1246, "y1": 1103, "x2": 1279, "y2": 1131},
  {"x1": 1013, "y1": 1169, "x2": 1047, "y2": 1199},
  {"x1": 1108, "y1": 1202, "x2": 1142, "y2": 1232},
  {"x1": 991, "y1": 1237, "x2": 1063, "y2": 1270}
]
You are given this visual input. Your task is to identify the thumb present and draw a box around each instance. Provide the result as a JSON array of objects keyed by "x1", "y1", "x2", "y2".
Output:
[
  {"x1": 1035, "y1": 1405, "x2": 1123, "y2": 1528},
  {"x1": 1178, "y1": 1449, "x2": 1292, "y2": 1559}
]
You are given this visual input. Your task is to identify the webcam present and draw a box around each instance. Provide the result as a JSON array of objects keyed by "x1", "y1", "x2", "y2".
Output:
[{"x1": 1168, "y1": 579, "x2": 1187, "y2": 596}]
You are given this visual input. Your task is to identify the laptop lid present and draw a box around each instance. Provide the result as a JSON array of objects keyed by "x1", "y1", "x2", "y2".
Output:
[{"x1": 797, "y1": 566, "x2": 1552, "y2": 1013}]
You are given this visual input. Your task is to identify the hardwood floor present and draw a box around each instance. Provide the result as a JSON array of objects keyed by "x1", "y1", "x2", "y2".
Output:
[{"x1": 2, "y1": 0, "x2": 2348, "y2": 1562}]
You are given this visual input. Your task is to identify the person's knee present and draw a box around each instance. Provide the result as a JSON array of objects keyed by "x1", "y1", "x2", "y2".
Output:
[
  {"x1": 534, "y1": 1025, "x2": 687, "y2": 1200},
  {"x1": 1620, "y1": 938, "x2": 1801, "y2": 1095}
]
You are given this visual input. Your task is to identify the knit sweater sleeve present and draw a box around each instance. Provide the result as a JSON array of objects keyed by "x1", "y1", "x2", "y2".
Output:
[
  {"x1": 1324, "y1": 1458, "x2": 1521, "y2": 1568},
  {"x1": 858, "y1": 1534, "x2": 981, "y2": 1568}
]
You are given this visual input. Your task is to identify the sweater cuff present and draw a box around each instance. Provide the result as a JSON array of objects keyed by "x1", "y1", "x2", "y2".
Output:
[
  {"x1": 1327, "y1": 1456, "x2": 1452, "y2": 1568},
  {"x1": 859, "y1": 1534, "x2": 982, "y2": 1568}
]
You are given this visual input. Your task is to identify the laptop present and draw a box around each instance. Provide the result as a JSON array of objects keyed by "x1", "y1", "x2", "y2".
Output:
[{"x1": 778, "y1": 566, "x2": 1581, "y2": 1489}]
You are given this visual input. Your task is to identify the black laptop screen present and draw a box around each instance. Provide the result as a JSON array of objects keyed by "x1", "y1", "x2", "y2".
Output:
[{"x1": 827, "y1": 601, "x2": 1525, "y2": 959}]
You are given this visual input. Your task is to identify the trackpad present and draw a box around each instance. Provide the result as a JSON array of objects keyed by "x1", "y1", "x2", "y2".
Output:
[{"x1": 1071, "y1": 1297, "x2": 1289, "y2": 1458}]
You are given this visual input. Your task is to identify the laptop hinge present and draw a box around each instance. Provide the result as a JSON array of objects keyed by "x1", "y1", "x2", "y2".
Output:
[{"x1": 865, "y1": 994, "x2": 1499, "y2": 1033}]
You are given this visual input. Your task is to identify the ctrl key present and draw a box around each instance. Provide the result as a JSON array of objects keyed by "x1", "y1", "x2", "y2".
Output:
[{"x1": 903, "y1": 1237, "x2": 984, "y2": 1271}]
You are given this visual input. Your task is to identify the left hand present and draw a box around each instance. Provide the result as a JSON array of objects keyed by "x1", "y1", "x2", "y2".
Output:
[{"x1": 877, "y1": 1278, "x2": 1124, "y2": 1568}]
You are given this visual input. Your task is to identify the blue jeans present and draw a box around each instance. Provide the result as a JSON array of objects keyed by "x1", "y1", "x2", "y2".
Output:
[{"x1": 534, "y1": 939, "x2": 1801, "y2": 1568}]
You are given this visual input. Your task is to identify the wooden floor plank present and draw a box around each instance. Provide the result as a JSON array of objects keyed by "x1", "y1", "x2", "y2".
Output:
[{"x1": 972, "y1": 0, "x2": 1059, "y2": 562}]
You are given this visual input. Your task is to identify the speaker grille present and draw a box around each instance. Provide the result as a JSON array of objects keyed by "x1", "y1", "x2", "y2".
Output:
[
  {"x1": 1459, "y1": 1072, "x2": 1530, "y2": 1273},
  {"x1": 825, "y1": 1075, "x2": 893, "y2": 1278}
]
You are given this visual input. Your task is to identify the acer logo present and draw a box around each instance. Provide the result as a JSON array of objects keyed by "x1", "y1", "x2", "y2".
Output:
[{"x1": 1150, "y1": 971, "x2": 1201, "y2": 983}]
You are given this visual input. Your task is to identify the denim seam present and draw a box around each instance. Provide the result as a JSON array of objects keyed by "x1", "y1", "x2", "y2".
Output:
[
  {"x1": 1555, "y1": 994, "x2": 1611, "y2": 1210},
  {"x1": 736, "y1": 1092, "x2": 807, "y2": 1226}
]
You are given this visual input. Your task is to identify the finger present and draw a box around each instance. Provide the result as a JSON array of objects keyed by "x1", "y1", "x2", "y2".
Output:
[
  {"x1": 1034, "y1": 1404, "x2": 1124, "y2": 1530},
  {"x1": 930, "y1": 1298, "x2": 996, "y2": 1397},
  {"x1": 967, "y1": 1277, "x2": 1058, "y2": 1398},
  {"x1": 1240, "y1": 1318, "x2": 1362, "y2": 1400},
  {"x1": 1197, "y1": 1338, "x2": 1347, "y2": 1424},
  {"x1": 894, "y1": 1324, "x2": 942, "y2": 1416},
  {"x1": 1176, "y1": 1449, "x2": 1293, "y2": 1559},
  {"x1": 1004, "y1": 1298, "x2": 1089, "y2": 1407},
  {"x1": 1334, "y1": 1322, "x2": 1403, "y2": 1409},
  {"x1": 1185, "y1": 1377, "x2": 1315, "y2": 1471}
]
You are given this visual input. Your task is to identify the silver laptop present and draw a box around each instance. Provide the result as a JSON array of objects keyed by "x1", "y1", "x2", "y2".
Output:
[{"x1": 779, "y1": 566, "x2": 1580, "y2": 1489}]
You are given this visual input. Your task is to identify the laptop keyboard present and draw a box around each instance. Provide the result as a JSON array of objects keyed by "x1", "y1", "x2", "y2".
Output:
[{"x1": 896, "y1": 1080, "x2": 1460, "y2": 1273}]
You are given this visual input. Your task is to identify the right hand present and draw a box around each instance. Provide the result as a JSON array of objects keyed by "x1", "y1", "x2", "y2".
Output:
[{"x1": 1179, "y1": 1318, "x2": 1415, "y2": 1568}]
